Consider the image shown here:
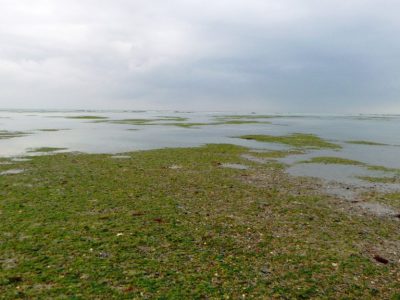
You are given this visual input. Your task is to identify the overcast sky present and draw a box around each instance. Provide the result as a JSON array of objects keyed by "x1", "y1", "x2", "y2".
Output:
[{"x1": 0, "y1": 0, "x2": 399, "y2": 112}]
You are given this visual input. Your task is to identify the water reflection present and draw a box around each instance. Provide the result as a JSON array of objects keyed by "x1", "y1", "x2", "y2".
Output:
[{"x1": 1, "y1": 110, "x2": 400, "y2": 192}]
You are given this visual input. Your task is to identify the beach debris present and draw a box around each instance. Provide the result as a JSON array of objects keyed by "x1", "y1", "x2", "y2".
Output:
[{"x1": 373, "y1": 255, "x2": 389, "y2": 264}]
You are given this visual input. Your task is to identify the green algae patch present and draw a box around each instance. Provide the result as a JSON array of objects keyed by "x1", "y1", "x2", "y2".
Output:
[
  {"x1": 302, "y1": 156, "x2": 364, "y2": 165},
  {"x1": 168, "y1": 121, "x2": 270, "y2": 127},
  {"x1": 38, "y1": 129, "x2": 60, "y2": 132},
  {"x1": 358, "y1": 176, "x2": 400, "y2": 184},
  {"x1": 362, "y1": 191, "x2": 400, "y2": 211},
  {"x1": 161, "y1": 122, "x2": 212, "y2": 128},
  {"x1": 214, "y1": 114, "x2": 275, "y2": 119},
  {"x1": 168, "y1": 121, "x2": 270, "y2": 128},
  {"x1": 221, "y1": 120, "x2": 271, "y2": 125},
  {"x1": 0, "y1": 130, "x2": 30, "y2": 140},
  {"x1": 239, "y1": 133, "x2": 341, "y2": 149},
  {"x1": 351, "y1": 116, "x2": 394, "y2": 121},
  {"x1": 37, "y1": 129, "x2": 69, "y2": 132},
  {"x1": 105, "y1": 119, "x2": 270, "y2": 128},
  {"x1": 27, "y1": 147, "x2": 68, "y2": 153},
  {"x1": 214, "y1": 114, "x2": 305, "y2": 120},
  {"x1": 0, "y1": 144, "x2": 399, "y2": 298},
  {"x1": 156, "y1": 116, "x2": 189, "y2": 122},
  {"x1": 66, "y1": 116, "x2": 109, "y2": 120},
  {"x1": 251, "y1": 149, "x2": 304, "y2": 159},
  {"x1": 105, "y1": 118, "x2": 188, "y2": 126},
  {"x1": 300, "y1": 157, "x2": 400, "y2": 174},
  {"x1": 366, "y1": 165, "x2": 400, "y2": 173},
  {"x1": 346, "y1": 140, "x2": 389, "y2": 146},
  {"x1": 108, "y1": 118, "x2": 157, "y2": 125}
]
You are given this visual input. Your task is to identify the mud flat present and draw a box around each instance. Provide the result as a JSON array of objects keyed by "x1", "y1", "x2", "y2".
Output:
[{"x1": 0, "y1": 141, "x2": 399, "y2": 299}]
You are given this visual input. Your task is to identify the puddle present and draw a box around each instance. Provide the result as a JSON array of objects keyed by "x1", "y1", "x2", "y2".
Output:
[
  {"x1": 358, "y1": 202, "x2": 398, "y2": 217},
  {"x1": 221, "y1": 163, "x2": 250, "y2": 170},
  {"x1": 323, "y1": 184, "x2": 362, "y2": 201},
  {"x1": 287, "y1": 163, "x2": 398, "y2": 187},
  {"x1": 286, "y1": 163, "x2": 400, "y2": 200},
  {"x1": 0, "y1": 169, "x2": 25, "y2": 175}
]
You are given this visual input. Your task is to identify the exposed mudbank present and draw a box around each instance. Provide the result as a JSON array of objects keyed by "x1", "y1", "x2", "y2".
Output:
[
  {"x1": 239, "y1": 133, "x2": 341, "y2": 149},
  {"x1": 0, "y1": 130, "x2": 30, "y2": 140},
  {"x1": 65, "y1": 115, "x2": 109, "y2": 120},
  {"x1": 240, "y1": 144, "x2": 400, "y2": 219}
]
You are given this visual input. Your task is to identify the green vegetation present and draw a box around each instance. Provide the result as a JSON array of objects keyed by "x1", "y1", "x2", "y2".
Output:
[
  {"x1": 300, "y1": 156, "x2": 400, "y2": 175},
  {"x1": 108, "y1": 118, "x2": 158, "y2": 125},
  {"x1": 38, "y1": 129, "x2": 59, "y2": 132},
  {"x1": 0, "y1": 158, "x2": 12, "y2": 164},
  {"x1": 156, "y1": 116, "x2": 189, "y2": 122},
  {"x1": 27, "y1": 147, "x2": 68, "y2": 153},
  {"x1": 250, "y1": 149, "x2": 304, "y2": 159},
  {"x1": 168, "y1": 121, "x2": 271, "y2": 128},
  {"x1": 301, "y1": 156, "x2": 364, "y2": 166},
  {"x1": 239, "y1": 133, "x2": 341, "y2": 149},
  {"x1": 214, "y1": 115, "x2": 304, "y2": 120},
  {"x1": 0, "y1": 144, "x2": 399, "y2": 298},
  {"x1": 66, "y1": 116, "x2": 109, "y2": 120},
  {"x1": 222, "y1": 120, "x2": 270, "y2": 125},
  {"x1": 103, "y1": 119, "x2": 270, "y2": 128},
  {"x1": 366, "y1": 165, "x2": 400, "y2": 173},
  {"x1": 37, "y1": 129, "x2": 68, "y2": 132},
  {"x1": 105, "y1": 118, "x2": 188, "y2": 126},
  {"x1": 361, "y1": 192, "x2": 400, "y2": 211},
  {"x1": 351, "y1": 116, "x2": 393, "y2": 121},
  {"x1": 162, "y1": 122, "x2": 212, "y2": 128},
  {"x1": 358, "y1": 176, "x2": 400, "y2": 184},
  {"x1": 346, "y1": 140, "x2": 388, "y2": 146},
  {"x1": 214, "y1": 115, "x2": 275, "y2": 120},
  {"x1": 0, "y1": 130, "x2": 30, "y2": 140}
]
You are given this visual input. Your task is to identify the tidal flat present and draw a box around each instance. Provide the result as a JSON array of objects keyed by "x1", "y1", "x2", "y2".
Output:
[
  {"x1": 0, "y1": 144, "x2": 399, "y2": 298},
  {"x1": 1, "y1": 111, "x2": 400, "y2": 298}
]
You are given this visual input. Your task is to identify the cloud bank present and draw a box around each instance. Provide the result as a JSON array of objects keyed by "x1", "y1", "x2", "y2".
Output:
[{"x1": 0, "y1": 0, "x2": 399, "y2": 112}]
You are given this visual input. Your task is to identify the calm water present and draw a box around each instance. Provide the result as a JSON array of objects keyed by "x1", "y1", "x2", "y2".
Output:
[{"x1": 1, "y1": 110, "x2": 400, "y2": 192}]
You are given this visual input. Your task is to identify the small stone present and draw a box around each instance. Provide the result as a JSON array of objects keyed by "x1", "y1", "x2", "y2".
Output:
[
  {"x1": 99, "y1": 252, "x2": 110, "y2": 258},
  {"x1": 261, "y1": 265, "x2": 270, "y2": 275},
  {"x1": 169, "y1": 165, "x2": 182, "y2": 170}
]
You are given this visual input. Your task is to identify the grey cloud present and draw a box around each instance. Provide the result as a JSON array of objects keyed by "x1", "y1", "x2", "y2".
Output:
[{"x1": 0, "y1": 0, "x2": 399, "y2": 112}]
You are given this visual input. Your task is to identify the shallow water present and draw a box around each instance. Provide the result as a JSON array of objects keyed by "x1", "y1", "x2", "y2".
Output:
[
  {"x1": 0, "y1": 169, "x2": 24, "y2": 175},
  {"x1": 1, "y1": 110, "x2": 400, "y2": 192}
]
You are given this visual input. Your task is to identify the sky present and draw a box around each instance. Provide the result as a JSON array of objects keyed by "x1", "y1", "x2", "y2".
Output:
[{"x1": 0, "y1": 0, "x2": 399, "y2": 113}]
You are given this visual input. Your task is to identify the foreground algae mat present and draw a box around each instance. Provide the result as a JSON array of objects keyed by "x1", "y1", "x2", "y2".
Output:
[{"x1": 0, "y1": 144, "x2": 399, "y2": 299}]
